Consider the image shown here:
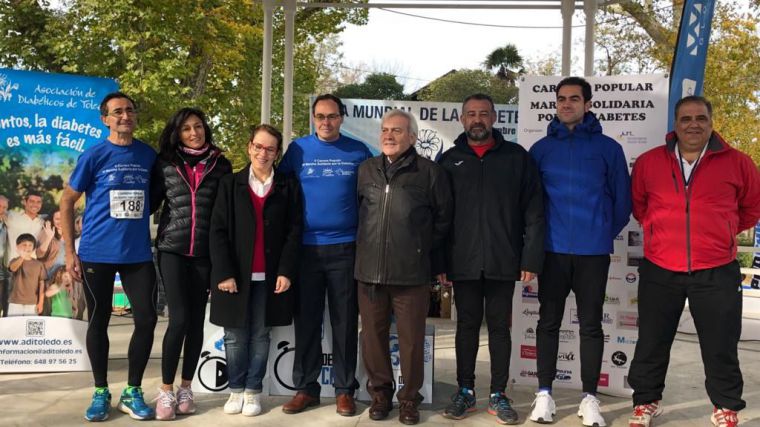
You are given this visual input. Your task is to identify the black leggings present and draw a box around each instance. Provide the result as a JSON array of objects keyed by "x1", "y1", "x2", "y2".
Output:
[
  {"x1": 81, "y1": 261, "x2": 157, "y2": 388},
  {"x1": 158, "y1": 252, "x2": 210, "y2": 385}
]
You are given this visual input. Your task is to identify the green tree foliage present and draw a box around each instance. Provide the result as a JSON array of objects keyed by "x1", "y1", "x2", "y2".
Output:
[
  {"x1": 313, "y1": 33, "x2": 346, "y2": 94},
  {"x1": 417, "y1": 69, "x2": 518, "y2": 104},
  {"x1": 522, "y1": 55, "x2": 561, "y2": 77},
  {"x1": 0, "y1": 150, "x2": 28, "y2": 208},
  {"x1": 483, "y1": 43, "x2": 524, "y2": 85},
  {"x1": 0, "y1": 148, "x2": 68, "y2": 212},
  {"x1": 598, "y1": 0, "x2": 760, "y2": 164},
  {"x1": 0, "y1": 0, "x2": 368, "y2": 169},
  {"x1": 334, "y1": 72, "x2": 405, "y2": 100}
]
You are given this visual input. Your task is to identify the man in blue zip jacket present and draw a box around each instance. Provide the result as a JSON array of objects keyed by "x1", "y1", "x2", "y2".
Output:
[{"x1": 528, "y1": 77, "x2": 631, "y2": 427}]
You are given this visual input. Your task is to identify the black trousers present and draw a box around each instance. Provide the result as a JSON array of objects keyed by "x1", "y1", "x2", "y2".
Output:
[
  {"x1": 0, "y1": 266, "x2": 9, "y2": 317},
  {"x1": 158, "y1": 252, "x2": 210, "y2": 385},
  {"x1": 629, "y1": 259, "x2": 745, "y2": 411},
  {"x1": 453, "y1": 276, "x2": 515, "y2": 394},
  {"x1": 81, "y1": 261, "x2": 157, "y2": 388},
  {"x1": 292, "y1": 243, "x2": 359, "y2": 396},
  {"x1": 536, "y1": 252, "x2": 610, "y2": 394}
]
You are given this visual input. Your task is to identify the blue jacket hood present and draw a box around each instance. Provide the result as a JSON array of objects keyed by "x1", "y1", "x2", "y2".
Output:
[
  {"x1": 546, "y1": 111, "x2": 603, "y2": 139},
  {"x1": 531, "y1": 110, "x2": 632, "y2": 255}
]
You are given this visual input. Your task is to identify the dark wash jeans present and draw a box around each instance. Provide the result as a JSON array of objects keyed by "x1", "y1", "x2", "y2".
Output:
[{"x1": 292, "y1": 242, "x2": 359, "y2": 396}]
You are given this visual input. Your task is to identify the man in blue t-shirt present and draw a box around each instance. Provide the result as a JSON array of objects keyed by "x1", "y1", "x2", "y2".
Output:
[
  {"x1": 61, "y1": 92, "x2": 158, "y2": 422},
  {"x1": 279, "y1": 94, "x2": 372, "y2": 416}
]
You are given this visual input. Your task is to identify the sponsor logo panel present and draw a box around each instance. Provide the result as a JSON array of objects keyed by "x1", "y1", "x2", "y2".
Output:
[
  {"x1": 522, "y1": 284, "x2": 538, "y2": 304},
  {"x1": 617, "y1": 311, "x2": 639, "y2": 330},
  {"x1": 616, "y1": 335, "x2": 638, "y2": 345},
  {"x1": 555, "y1": 369, "x2": 573, "y2": 382},
  {"x1": 559, "y1": 329, "x2": 576, "y2": 343},
  {"x1": 598, "y1": 373, "x2": 610, "y2": 387},
  {"x1": 627, "y1": 291, "x2": 639, "y2": 306},
  {"x1": 520, "y1": 345, "x2": 537, "y2": 360},
  {"x1": 571, "y1": 310, "x2": 613, "y2": 325},
  {"x1": 524, "y1": 327, "x2": 536, "y2": 340},
  {"x1": 611, "y1": 350, "x2": 628, "y2": 367}
]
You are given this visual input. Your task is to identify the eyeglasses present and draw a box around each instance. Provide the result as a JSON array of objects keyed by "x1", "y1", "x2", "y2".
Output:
[
  {"x1": 107, "y1": 108, "x2": 137, "y2": 117},
  {"x1": 314, "y1": 113, "x2": 341, "y2": 122},
  {"x1": 251, "y1": 143, "x2": 278, "y2": 155}
]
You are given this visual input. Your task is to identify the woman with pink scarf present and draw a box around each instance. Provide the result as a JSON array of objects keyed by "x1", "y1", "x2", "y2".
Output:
[{"x1": 151, "y1": 108, "x2": 232, "y2": 420}]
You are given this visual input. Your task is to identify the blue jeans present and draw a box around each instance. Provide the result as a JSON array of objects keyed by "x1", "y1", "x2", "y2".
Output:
[{"x1": 224, "y1": 280, "x2": 271, "y2": 393}]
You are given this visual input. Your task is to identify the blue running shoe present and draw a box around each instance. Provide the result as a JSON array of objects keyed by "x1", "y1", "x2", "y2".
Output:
[
  {"x1": 443, "y1": 387, "x2": 477, "y2": 420},
  {"x1": 85, "y1": 387, "x2": 111, "y2": 422},
  {"x1": 488, "y1": 392, "x2": 519, "y2": 425},
  {"x1": 117, "y1": 386, "x2": 155, "y2": 420}
]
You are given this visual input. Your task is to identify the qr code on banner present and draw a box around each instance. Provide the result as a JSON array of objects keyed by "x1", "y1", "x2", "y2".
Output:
[{"x1": 26, "y1": 319, "x2": 45, "y2": 337}]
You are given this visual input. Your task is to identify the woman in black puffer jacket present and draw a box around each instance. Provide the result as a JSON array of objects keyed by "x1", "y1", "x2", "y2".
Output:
[{"x1": 151, "y1": 108, "x2": 232, "y2": 420}]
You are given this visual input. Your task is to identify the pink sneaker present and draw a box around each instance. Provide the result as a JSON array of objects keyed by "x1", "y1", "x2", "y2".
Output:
[
  {"x1": 176, "y1": 386, "x2": 196, "y2": 415},
  {"x1": 711, "y1": 407, "x2": 739, "y2": 427},
  {"x1": 155, "y1": 389, "x2": 177, "y2": 421}
]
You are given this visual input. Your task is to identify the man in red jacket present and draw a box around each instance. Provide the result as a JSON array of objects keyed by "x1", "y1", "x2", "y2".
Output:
[{"x1": 628, "y1": 96, "x2": 760, "y2": 427}]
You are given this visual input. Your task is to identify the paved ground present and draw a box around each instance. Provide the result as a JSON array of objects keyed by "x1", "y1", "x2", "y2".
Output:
[{"x1": 1, "y1": 316, "x2": 758, "y2": 426}]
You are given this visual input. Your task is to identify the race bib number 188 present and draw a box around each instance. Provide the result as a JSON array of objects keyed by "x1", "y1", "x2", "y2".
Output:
[{"x1": 109, "y1": 190, "x2": 145, "y2": 219}]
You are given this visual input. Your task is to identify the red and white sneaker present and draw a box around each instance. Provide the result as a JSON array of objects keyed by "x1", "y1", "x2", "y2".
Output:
[
  {"x1": 711, "y1": 407, "x2": 739, "y2": 427},
  {"x1": 628, "y1": 401, "x2": 662, "y2": 427}
]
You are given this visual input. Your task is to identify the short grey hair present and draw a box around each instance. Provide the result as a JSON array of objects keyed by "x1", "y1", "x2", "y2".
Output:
[
  {"x1": 0, "y1": 195, "x2": 8, "y2": 203},
  {"x1": 381, "y1": 109, "x2": 418, "y2": 137}
]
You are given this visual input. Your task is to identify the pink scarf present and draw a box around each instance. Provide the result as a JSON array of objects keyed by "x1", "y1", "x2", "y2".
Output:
[{"x1": 179, "y1": 143, "x2": 210, "y2": 156}]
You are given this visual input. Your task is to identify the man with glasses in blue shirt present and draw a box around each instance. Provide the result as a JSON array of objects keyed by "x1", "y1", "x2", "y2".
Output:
[
  {"x1": 279, "y1": 94, "x2": 372, "y2": 417},
  {"x1": 61, "y1": 92, "x2": 158, "y2": 422}
]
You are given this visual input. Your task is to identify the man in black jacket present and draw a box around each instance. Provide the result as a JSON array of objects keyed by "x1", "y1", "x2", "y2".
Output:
[
  {"x1": 439, "y1": 93, "x2": 544, "y2": 425},
  {"x1": 355, "y1": 109, "x2": 453, "y2": 425}
]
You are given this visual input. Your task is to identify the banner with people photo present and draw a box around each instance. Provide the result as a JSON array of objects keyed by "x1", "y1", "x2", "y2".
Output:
[
  {"x1": 337, "y1": 98, "x2": 519, "y2": 161},
  {"x1": 0, "y1": 68, "x2": 118, "y2": 372},
  {"x1": 511, "y1": 74, "x2": 669, "y2": 397}
]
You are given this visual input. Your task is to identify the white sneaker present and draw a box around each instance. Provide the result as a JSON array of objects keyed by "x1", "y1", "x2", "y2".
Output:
[
  {"x1": 578, "y1": 395, "x2": 606, "y2": 427},
  {"x1": 529, "y1": 391, "x2": 556, "y2": 424},
  {"x1": 223, "y1": 392, "x2": 244, "y2": 414},
  {"x1": 242, "y1": 391, "x2": 262, "y2": 416}
]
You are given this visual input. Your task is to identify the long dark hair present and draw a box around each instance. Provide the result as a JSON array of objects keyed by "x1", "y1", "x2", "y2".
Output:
[{"x1": 158, "y1": 107, "x2": 217, "y2": 162}]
